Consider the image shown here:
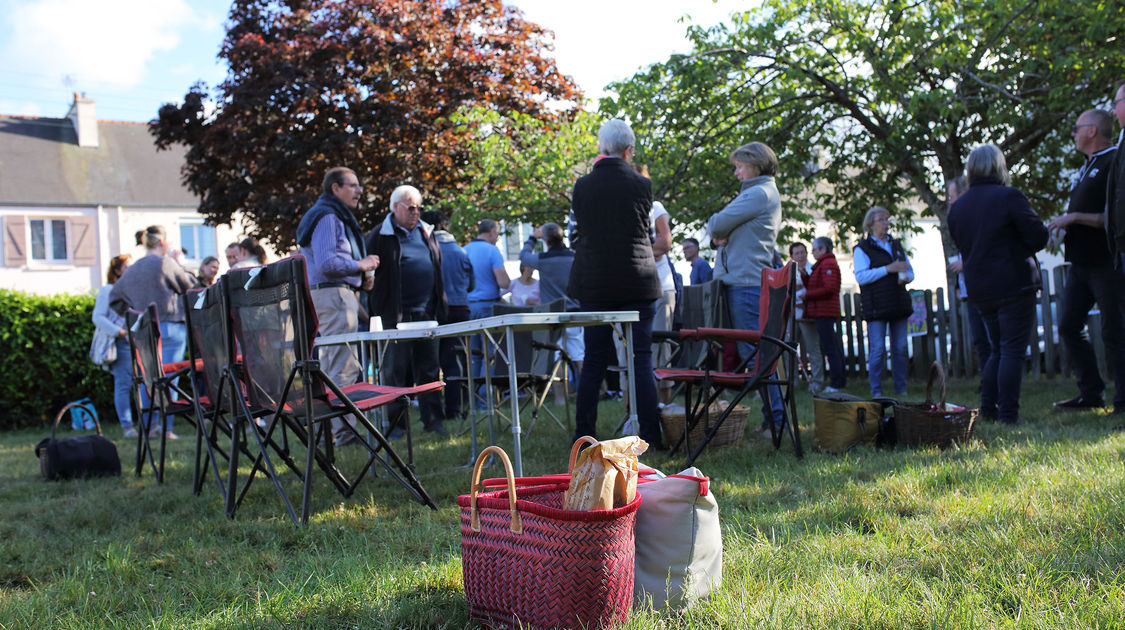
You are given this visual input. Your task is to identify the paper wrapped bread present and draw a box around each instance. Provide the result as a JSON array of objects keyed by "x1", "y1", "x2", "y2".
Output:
[{"x1": 563, "y1": 437, "x2": 648, "y2": 511}]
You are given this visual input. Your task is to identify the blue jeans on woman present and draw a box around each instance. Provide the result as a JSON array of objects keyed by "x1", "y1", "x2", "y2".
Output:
[
  {"x1": 139, "y1": 320, "x2": 188, "y2": 432},
  {"x1": 977, "y1": 293, "x2": 1036, "y2": 423},
  {"x1": 725, "y1": 284, "x2": 786, "y2": 430},
  {"x1": 574, "y1": 302, "x2": 660, "y2": 446},
  {"x1": 110, "y1": 336, "x2": 134, "y2": 429},
  {"x1": 866, "y1": 318, "x2": 908, "y2": 397}
]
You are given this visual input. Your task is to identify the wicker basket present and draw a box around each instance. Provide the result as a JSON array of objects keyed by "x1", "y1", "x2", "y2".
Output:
[
  {"x1": 894, "y1": 361, "x2": 977, "y2": 448},
  {"x1": 459, "y1": 446, "x2": 638, "y2": 630},
  {"x1": 660, "y1": 400, "x2": 748, "y2": 451}
]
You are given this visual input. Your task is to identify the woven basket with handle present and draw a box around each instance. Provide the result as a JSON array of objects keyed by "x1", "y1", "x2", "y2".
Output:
[
  {"x1": 894, "y1": 361, "x2": 977, "y2": 448},
  {"x1": 458, "y1": 445, "x2": 640, "y2": 629}
]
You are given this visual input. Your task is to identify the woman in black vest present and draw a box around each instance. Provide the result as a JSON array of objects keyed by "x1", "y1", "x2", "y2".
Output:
[
  {"x1": 853, "y1": 207, "x2": 914, "y2": 397},
  {"x1": 948, "y1": 144, "x2": 1048, "y2": 424}
]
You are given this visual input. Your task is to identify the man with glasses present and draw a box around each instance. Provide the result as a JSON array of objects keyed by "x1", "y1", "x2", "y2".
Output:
[
  {"x1": 1047, "y1": 108, "x2": 1121, "y2": 412},
  {"x1": 296, "y1": 166, "x2": 382, "y2": 445},
  {"x1": 365, "y1": 185, "x2": 448, "y2": 438}
]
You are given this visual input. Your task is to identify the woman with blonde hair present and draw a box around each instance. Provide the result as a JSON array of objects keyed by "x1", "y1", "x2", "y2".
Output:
[
  {"x1": 109, "y1": 225, "x2": 199, "y2": 439},
  {"x1": 92, "y1": 254, "x2": 136, "y2": 437},
  {"x1": 707, "y1": 140, "x2": 786, "y2": 434},
  {"x1": 853, "y1": 206, "x2": 914, "y2": 397}
]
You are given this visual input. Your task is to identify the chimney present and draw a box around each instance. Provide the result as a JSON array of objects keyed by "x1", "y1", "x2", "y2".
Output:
[{"x1": 66, "y1": 92, "x2": 99, "y2": 148}]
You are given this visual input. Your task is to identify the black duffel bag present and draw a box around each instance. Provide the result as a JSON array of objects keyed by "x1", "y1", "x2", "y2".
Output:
[{"x1": 34, "y1": 402, "x2": 121, "y2": 481}]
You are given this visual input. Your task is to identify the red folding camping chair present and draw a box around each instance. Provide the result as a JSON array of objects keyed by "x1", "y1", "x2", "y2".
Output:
[
  {"x1": 125, "y1": 303, "x2": 200, "y2": 483},
  {"x1": 223, "y1": 256, "x2": 441, "y2": 525},
  {"x1": 654, "y1": 263, "x2": 804, "y2": 465}
]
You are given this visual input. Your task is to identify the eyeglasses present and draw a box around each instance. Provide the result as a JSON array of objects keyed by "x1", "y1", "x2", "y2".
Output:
[
  {"x1": 1116, "y1": 96, "x2": 1125, "y2": 106},
  {"x1": 1072, "y1": 123, "x2": 1095, "y2": 134},
  {"x1": 398, "y1": 203, "x2": 424, "y2": 213}
]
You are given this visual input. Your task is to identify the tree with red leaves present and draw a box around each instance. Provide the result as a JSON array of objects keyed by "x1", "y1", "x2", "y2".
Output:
[{"x1": 150, "y1": 0, "x2": 579, "y2": 248}]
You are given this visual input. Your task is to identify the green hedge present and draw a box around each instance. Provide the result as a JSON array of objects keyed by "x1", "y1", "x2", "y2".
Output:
[{"x1": 0, "y1": 289, "x2": 113, "y2": 429}]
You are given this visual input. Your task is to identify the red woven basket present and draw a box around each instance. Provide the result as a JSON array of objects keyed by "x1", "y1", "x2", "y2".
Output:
[{"x1": 458, "y1": 446, "x2": 641, "y2": 630}]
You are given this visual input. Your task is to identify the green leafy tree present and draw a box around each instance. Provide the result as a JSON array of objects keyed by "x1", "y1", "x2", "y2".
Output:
[
  {"x1": 149, "y1": 0, "x2": 579, "y2": 247},
  {"x1": 602, "y1": 0, "x2": 1125, "y2": 274},
  {"x1": 447, "y1": 106, "x2": 599, "y2": 235}
]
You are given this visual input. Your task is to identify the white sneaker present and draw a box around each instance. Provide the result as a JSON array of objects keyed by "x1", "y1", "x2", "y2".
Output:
[
  {"x1": 822, "y1": 386, "x2": 841, "y2": 394},
  {"x1": 123, "y1": 427, "x2": 139, "y2": 438}
]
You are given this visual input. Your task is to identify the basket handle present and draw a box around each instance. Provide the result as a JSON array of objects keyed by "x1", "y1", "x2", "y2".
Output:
[
  {"x1": 568, "y1": 435, "x2": 598, "y2": 473},
  {"x1": 51, "y1": 401, "x2": 102, "y2": 440},
  {"x1": 925, "y1": 361, "x2": 947, "y2": 408},
  {"x1": 469, "y1": 446, "x2": 522, "y2": 534}
]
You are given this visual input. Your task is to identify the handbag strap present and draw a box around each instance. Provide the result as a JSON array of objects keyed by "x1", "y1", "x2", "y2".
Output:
[
  {"x1": 470, "y1": 446, "x2": 522, "y2": 534},
  {"x1": 925, "y1": 361, "x2": 947, "y2": 408},
  {"x1": 52, "y1": 401, "x2": 102, "y2": 439}
]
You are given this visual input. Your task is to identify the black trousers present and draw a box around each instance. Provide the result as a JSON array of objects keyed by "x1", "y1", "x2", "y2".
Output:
[
  {"x1": 1058, "y1": 263, "x2": 1125, "y2": 406},
  {"x1": 384, "y1": 310, "x2": 444, "y2": 430},
  {"x1": 438, "y1": 305, "x2": 471, "y2": 418}
]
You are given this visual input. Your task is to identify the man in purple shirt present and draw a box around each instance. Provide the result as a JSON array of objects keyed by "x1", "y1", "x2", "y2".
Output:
[{"x1": 296, "y1": 166, "x2": 381, "y2": 444}]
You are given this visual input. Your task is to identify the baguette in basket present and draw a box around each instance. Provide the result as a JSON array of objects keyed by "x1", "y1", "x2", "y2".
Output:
[{"x1": 563, "y1": 436, "x2": 648, "y2": 511}]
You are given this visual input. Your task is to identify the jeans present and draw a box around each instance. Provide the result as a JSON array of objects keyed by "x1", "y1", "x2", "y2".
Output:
[
  {"x1": 816, "y1": 317, "x2": 847, "y2": 389},
  {"x1": 1058, "y1": 264, "x2": 1125, "y2": 406},
  {"x1": 796, "y1": 320, "x2": 824, "y2": 391},
  {"x1": 467, "y1": 299, "x2": 499, "y2": 384},
  {"x1": 111, "y1": 336, "x2": 133, "y2": 429},
  {"x1": 725, "y1": 285, "x2": 786, "y2": 429},
  {"x1": 139, "y1": 320, "x2": 187, "y2": 432},
  {"x1": 965, "y1": 301, "x2": 991, "y2": 371},
  {"x1": 866, "y1": 318, "x2": 908, "y2": 396},
  {"x1": 977, "y1": 293, "x2": 1036, "y2": 422},
  {"x1": 575, "y1": 302, "x2": 660, "y2": 446}
]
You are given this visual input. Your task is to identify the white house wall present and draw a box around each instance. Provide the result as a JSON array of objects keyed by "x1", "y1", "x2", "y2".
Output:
[{"x1": 1, "y1": 205, "x2": 278, "y2": 296}]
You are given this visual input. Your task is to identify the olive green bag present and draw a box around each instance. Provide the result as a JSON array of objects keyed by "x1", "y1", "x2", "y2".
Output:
[{"x1": 813, "y1": 393, "x2": 884, "y2": 453}]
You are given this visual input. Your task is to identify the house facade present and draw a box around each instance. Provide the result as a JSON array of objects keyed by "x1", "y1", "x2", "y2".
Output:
[{"x1": 1, "y1": 94, "x2": 273, "y2": 295}]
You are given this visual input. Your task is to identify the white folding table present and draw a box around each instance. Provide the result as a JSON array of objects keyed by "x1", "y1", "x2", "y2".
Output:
[{"x1": 316, "y1": 310, "x2": 640, "y2": 475}]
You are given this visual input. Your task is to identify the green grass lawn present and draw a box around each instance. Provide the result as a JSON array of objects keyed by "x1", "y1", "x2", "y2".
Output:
[{"x1": 2, "y1": 377, "x2": 1124, "y2": 629}]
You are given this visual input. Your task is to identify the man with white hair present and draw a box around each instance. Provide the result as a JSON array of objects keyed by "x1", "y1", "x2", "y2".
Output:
[
  {"x1": 568, "y1": 119, "x2": 664, "y2": 447},
  {"x1": 365, "y1": 184, "x2": 448, "y2": 438}
]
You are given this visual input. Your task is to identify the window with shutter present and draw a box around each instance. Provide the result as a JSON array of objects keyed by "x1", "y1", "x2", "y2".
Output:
[{"x1": 70, "y1": 216, "x2": 97, "y2": 266}]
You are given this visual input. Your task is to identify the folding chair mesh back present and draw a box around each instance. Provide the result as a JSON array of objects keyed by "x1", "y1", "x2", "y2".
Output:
[
  {"x1": 128, "y1": 305, "x2": 163, "y2": 399},
  {"x1": 227, "y1": 267, "x2": 316, "y2": 414},
  {"x1": 186, "y1": 283, "x2": 234, "y2": 413},
  {"x1": 752, "y1": 266, "x2": 792, "y2": 378}
]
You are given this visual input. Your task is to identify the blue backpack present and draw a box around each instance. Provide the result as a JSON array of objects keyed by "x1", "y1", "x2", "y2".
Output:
[{"x1": 68, "y1": 398, "x2": 98, "y2": 431}]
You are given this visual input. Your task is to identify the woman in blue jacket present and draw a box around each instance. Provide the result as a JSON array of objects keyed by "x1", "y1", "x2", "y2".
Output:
[{"x1": 949, "y1": 144, "x2": 1048, "y2": 424}]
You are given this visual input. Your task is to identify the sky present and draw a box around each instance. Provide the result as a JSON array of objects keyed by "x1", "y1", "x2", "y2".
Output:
[{"x1": 0, "y1": 0, "x2": 749, "y2": 122}]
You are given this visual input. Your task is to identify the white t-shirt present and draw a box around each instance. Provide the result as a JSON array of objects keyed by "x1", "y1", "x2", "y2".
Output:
[
  {"x1": 651, "y1": 201, "x2": 675, "y2": 292},
  {"x1": 508, "y1": 278, "x2": 540, "y2": 306}
]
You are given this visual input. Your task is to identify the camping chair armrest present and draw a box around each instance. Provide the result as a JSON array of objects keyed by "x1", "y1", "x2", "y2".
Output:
[
  {"x1": 652, "y1": 329, "x2": 694, "y2": 342},
  {"x1": 530, "y1": 339, "x2": 563, "y2": 353},
  {"x1": 692, "y1": 327, "x2": 762, "y2": 344},
  {"x1": 758, "y1": 334, "x2": 798, "y2": 355},
  {"x1": 161, "y1": 358, "x2": 202, "y2": 377}
]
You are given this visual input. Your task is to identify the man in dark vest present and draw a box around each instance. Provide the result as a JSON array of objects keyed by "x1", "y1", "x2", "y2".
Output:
[
  {"x1": 1047, "y1": 109, "x2": 1122, "y2": 412},
  {"x1": 296, "y1": 166, "x2": 382, "y2": 446},
  {"x1": 852, "y1": 206, "x2": 914, "y2": 397}
]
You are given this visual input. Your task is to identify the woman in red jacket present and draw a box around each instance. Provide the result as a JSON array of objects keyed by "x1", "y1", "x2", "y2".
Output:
[{"x1": 804, "y1": 237, "x2": 847, "y2": 390}]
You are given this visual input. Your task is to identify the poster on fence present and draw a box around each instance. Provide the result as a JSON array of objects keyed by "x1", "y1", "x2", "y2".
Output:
[{"x1": 907, "y1": 290, "x2": 927, "y2": 336}]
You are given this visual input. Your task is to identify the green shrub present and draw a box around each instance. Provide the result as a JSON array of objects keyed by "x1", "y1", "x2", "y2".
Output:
[{"x1": 0, "y1": 289, "x2": 113, "y2": 429}]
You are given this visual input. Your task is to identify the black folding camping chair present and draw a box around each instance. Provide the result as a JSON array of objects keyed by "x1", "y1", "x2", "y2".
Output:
[
  {"x1": 654, "y1": 263, "x2": 804, "y2": 465},
  {"x1": 223, "y1": 256, "x2": 440, "y2": 525}
]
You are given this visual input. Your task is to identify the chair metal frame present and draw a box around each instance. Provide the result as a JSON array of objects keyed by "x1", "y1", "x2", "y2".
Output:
[{"x1": 223, "y1": 257, "x2": 439, "y2": 526}]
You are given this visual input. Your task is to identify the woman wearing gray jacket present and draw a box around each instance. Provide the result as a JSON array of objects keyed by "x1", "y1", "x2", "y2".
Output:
[{"x1": 707, "y1": 141, "x2": 785, "y2": 433}]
